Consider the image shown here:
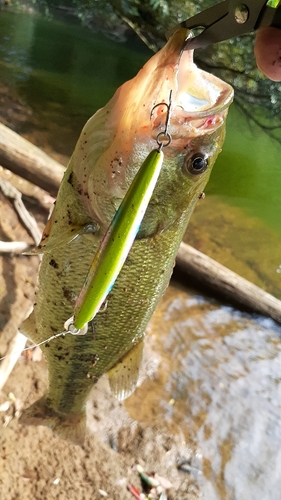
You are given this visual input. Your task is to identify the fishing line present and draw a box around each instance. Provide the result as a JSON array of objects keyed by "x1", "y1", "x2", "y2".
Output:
[
  {"x1": 0, "y1": 319, "x2": 88, "y2": 362},
  {"x1": 0, "y1": 333, "x2": 65, "y2": 362}
]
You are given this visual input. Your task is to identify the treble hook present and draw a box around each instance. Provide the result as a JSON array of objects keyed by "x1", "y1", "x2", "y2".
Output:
[{"x1": 150, "y1": 90, "x2": 173, "y2": 150}]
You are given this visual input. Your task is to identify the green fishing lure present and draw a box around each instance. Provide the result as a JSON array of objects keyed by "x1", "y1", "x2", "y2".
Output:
[{"x1": 72, "y1": 147, "x2": 164, "y2": 331}]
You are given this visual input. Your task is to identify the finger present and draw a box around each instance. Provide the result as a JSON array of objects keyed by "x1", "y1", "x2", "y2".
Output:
[{"x1": 254, "y1": 27, "x2": 281, "y2": 81}]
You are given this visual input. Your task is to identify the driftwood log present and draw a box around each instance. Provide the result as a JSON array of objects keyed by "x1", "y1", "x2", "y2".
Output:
[
  {"x1": 176, "y1": 243, "x2": 281, "y2": 324},
  {"x1": 0, "y1": 122, "x2": 65, "y2": 197},
  {"x1": 1, "y1": 121, "x2": 281, "y2": 323}
]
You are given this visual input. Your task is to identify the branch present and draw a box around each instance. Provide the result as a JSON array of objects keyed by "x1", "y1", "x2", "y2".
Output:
[{"x1": 235, "y1": 98, "x2": 281, "y2": 135}]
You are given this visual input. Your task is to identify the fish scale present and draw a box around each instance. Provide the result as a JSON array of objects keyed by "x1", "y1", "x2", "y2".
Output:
[{"x1": 19, "y1": 29, "x2": 233, "y2": 444}]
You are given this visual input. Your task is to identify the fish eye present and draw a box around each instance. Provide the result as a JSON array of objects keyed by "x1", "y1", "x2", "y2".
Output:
[{"x1": 183, "y1": 152, "x2": 209, "y2": 176}]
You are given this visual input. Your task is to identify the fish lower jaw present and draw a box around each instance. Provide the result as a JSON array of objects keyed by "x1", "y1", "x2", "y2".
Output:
[{"x1": 150, "y1": 113, "x2": 225, "y2": 145}]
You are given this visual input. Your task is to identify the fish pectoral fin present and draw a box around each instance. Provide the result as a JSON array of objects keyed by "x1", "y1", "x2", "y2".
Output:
[
  {"x1": 107, "y1": 340, "x2": 144, "y2": 401},
  {"x1": 20, "y1": 310, "x2": 37, "y2": 343},
  {"x1": 25, "y1": 222, "x2": 99, "y2": 255},
  {"x1": 19, "y1": 395, "x2": 86, "y2": 446},
  {"x1": 24, "y1": 205, "x2": 57, "y2": 254}
]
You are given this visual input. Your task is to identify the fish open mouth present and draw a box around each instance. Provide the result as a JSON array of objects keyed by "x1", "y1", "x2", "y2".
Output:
[
  {"x1": 150, "y1": 30, "x2": 234, "y2": 139},
  {"x1": 176, "y1": 46, "x2": 233, "y2": 118}
]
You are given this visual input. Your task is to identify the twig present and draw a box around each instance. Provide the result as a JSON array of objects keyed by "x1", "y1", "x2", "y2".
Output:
[
  {"x1": 0, "y1": 178, "x2": 41, "y2": 245},
  {"x1": 0, "y1": 332, "x2": 27, "y2": 391},
  {"x1": 0, "y1": 241, "x2": 30, "y2": 253},
  {"x1": 120, "y1": 15, "x2": 158, "y2": 52}
]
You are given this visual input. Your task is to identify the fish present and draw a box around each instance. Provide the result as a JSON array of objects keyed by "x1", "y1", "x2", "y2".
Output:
[{"x1": 19, "y1": 28, "x2": 233, "y2": 445}]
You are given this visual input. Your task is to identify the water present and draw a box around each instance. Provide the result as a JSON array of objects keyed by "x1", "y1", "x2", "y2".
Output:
[
  {"x1": 209, "y1": 104, "x2": 281, "y2": 235},
  {"x1": 126, "y1": 283, "x2": 281, "y2": 500},
  {"x1": 0, "y1": 10, "x2": 151, "y2": 156},
  {"x1": 0, "y1": 9, "x2": 281, "y2": 499}
]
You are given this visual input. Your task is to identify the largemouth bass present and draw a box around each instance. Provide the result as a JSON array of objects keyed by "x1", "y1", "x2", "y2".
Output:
[{"x1": 19, "y1": 29, "x2": 233, "y2": 444}]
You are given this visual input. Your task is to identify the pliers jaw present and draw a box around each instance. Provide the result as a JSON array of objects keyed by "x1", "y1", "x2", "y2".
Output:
[{"x1": 166, "y1": 0, "x2": 281, "y2": 51}]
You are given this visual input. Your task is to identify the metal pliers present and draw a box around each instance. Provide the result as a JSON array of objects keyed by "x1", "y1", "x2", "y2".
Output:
[{"x1": 166, "y1": 0, "x2": 281, "y2": 50}]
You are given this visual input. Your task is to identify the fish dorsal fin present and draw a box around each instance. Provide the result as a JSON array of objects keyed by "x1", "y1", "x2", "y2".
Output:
[
  {"x1": 20, "y1": 310, "x2": 37, "y2": 343},
  {"x1": 107, "y1": 340, "x2": 144, "y2": 401}
]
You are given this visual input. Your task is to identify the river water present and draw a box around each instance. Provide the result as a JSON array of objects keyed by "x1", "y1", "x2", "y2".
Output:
[{"x1": 0, "y1": 9, "x2": 281, "y2": 500}]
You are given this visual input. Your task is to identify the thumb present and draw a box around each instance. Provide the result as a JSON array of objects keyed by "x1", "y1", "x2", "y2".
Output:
[{"x1": 254, "y1": 27, "x2": 281, "y2": 81}]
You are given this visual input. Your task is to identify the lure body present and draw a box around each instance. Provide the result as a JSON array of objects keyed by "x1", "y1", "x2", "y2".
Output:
[
  {"x1": 19, "y1": 29, "x2": 233, "y2": 445},
  {"x1": 74, "y1": 149, "x2": 164, "y2": 330}
]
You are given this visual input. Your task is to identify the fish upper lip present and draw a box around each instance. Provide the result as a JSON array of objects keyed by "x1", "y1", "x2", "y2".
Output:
[{"x1": 174, "y1": 36, "x2": 234, "y2": 119}]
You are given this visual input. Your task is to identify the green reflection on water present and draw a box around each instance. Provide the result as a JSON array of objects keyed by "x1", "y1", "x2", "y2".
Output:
[
  {"x1": 0, "y1": 10, "x2": 151, "y2": 119},
  {"x1": 207, "y1": 104, "x2": 281, "y2": 235}
]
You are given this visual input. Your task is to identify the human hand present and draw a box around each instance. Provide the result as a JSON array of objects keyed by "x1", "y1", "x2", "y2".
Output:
[{"x1": 254, "y1": 27, "x2": 281, "y2": 81}]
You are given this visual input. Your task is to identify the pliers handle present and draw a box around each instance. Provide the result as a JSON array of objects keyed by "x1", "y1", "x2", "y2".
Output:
[{"x1": 166, "y1": 0, "x2": 281, "y2": 50}]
